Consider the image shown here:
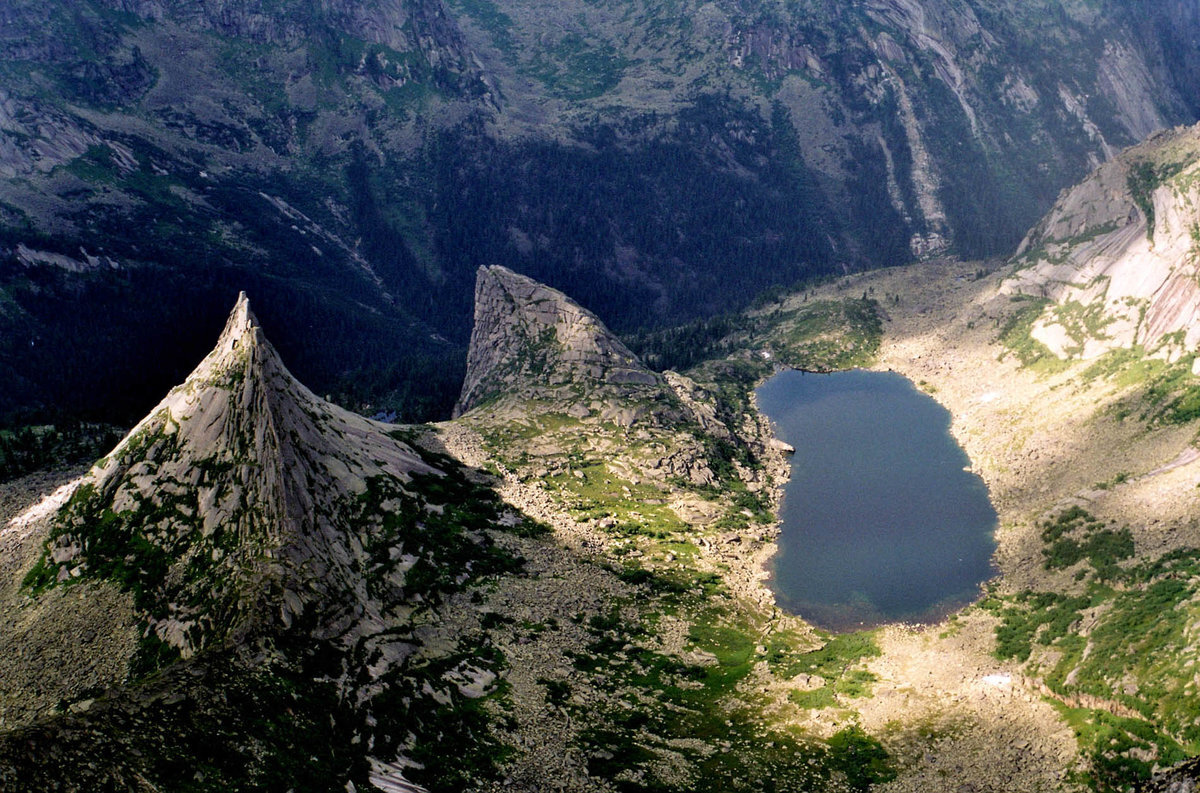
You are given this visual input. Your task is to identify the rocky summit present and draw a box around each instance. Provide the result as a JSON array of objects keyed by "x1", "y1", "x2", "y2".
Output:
[
  {"x1": 0, "y1": 292, "x2": 541, "y2": 791},
  {"x1": 19, "y1": 293, "x2": 440, "y2": 653},
  {"x1": 454, "y1": 265, "x2": 660, "y2": 416}
]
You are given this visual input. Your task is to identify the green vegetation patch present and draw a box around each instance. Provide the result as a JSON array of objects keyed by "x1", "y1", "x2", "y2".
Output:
[
  {"x1": 1078, "y1": 344, "x2": 1200, "y2": 425},
  {"x1": 627, "y1": 294, "x2": 881, "y2": 377},
  {"x1": 1127, "y1": 159, "x2": 1188, "y2": 239},
  {"x1": 1046, "y1": 299, "x2": 1116, "y2": 355},
  {"x1": 569, "y1": 601, "x2": 894, "y2": 793},
  {"x1": 988, "y1": 545, "x2": 1200, "y2": 791},
  {"x1": 1141, "y1": 357, "x2": 1200, "y2": 424},
  {"x1": 447, "y1": 0, "x2": 518, "y2": 56},
  {"x1": 547, "y1": 459, "x2": 689, "y2": 539},
  {"x1": 997, "y1": 296, "x2": 1070, "y2": 373},
  {"x1": 626, "y1": 313, "x2": 758, "y2": 374},
  {"x1": 768, "y1": 297, "x2": 883, "y2": 371},
  {"x1": 1080, "y1": 345, "x2": 1164, "y2": 388},
  {"x1": 770, "y1": 631, "x2": 882, "y2": 706},
  {"x1": 1039, "y1": 506, "x2": 1134, "y2": 580},
  {"x1": 1052, "y1": 702, "x2": 1189, "y2": 793},
  {"x1": 772, "y1": 630, "x2": 881, "y2": 679},
  {"x1": 527, "y1": 33, "x2": 629, "y2": 100},
  {"x1": 985, "y1": 590, "x2": 1093, "y2": 663}
]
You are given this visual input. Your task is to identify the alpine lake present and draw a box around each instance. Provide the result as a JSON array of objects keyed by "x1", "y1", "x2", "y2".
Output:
[{"x1": 756, "y1": 369, "x2": 998, "y2": 632}]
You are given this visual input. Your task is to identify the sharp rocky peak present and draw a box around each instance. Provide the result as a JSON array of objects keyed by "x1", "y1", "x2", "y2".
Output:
[
  {"x1": 454, "y1": 265, "x2": 660, "y2": 416},
  {"x1": 1, "y1": 292, "x2": 532, "y2": 790},
  {"x1": 20, "y1": 291, "x2": 442, "y2": 658}
]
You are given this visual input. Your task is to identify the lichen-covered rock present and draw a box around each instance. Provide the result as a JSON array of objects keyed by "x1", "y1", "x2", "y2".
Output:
[
  {"x1": 8, "y1": 292, "x2": 442, "y2": 666},
  {"x1": 454, "y1": 266, "x2": 661, "y2": 416},
  {"x1": 1002, "y1": 122, "x2": 1200, "y2": 360}
]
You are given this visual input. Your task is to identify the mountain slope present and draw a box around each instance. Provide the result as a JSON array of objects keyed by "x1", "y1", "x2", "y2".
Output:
[
  {"x1": 1003, "y1": 123, "x2": 1200, "y2": 364},
  {"x1": 0, "y1": 292, "x2": 540, "y2": 790},
  {"x1": 3, "y1": 1, "x2": 1200, "y2": 425}
]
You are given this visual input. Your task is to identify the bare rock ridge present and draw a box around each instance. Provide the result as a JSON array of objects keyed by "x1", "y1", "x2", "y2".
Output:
[
  {"x1": 450, "y1": 266, "x2": 746, "y2": 488},
  {"x1": 1, "y1": 292, "x2": 532, "y2": 790},
  {"x1": 454, "y1": 265, "x2": 660, "y2": 416},
  {"x1": 14, "y1": 291, "x2": 439, "y2": 661},
  {"x1": 1003, "y1": 122, "x2": 1200, "y2": 362}
]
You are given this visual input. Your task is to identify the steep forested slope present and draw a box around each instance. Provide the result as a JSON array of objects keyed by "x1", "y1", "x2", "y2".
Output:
[{"x1": 1, "y1": 0, "x2": 1198, "y2": 424}]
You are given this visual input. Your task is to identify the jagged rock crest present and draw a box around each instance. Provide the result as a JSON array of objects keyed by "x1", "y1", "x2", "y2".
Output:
[
  {"x1": 454, "y1": 265, "x2": 659, "y2": 416},
  {"x1": 20, "y1": 292, "x2": 440, "y2": 654}
]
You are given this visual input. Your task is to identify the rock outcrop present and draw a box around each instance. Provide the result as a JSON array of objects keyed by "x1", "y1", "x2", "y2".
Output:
[
  {"x1": 1002, "y1": 123, "x2": 1200, "y2": 361},
  {"x1": 451, "y1": 265, "x2": 763, "y2": 489},
  {"x1": 4, "y1": 292, "x2": 444, "y2": 680},
  {"x1": 1143, "y1": 755, "x2": 1200, "y2": 793},
  {"x1": 454, "y1": 265, "x2": 660, "y2": 416},
  {"x1": 0, "y1": 292, "x2": 534, "y2": 791}
]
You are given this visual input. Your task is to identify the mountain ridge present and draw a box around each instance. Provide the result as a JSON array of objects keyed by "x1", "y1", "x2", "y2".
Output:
[{"x1": 3, "y1": 0, "x2": 1200, "y2": 425}]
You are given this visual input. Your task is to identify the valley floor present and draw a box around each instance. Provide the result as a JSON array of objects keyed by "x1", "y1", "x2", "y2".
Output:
[{"x1": 774, "y1": 258, "x2": 1200, "y2": 789}]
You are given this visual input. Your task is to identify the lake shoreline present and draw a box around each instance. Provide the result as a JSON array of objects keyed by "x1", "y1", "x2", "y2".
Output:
[{"x1": 757, "y1": 368, "x2": 998, "y2": 632}]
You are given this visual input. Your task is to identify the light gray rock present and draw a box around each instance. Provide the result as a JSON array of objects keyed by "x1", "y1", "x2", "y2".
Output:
[
  {"x1": 454, "y1": 266, "x2": 664, "y2": 416},
  {"x1": 1002, "y1": 122, "x2": 1200, "y2": 361},
  {"x1": 22, "y1": 292, "x2": 441, "y2": 658}
]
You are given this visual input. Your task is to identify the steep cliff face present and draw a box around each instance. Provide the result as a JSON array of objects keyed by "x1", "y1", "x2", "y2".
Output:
[
  {"x1": 1002, "y1": 124, "x2": 1200, "y2": 362},
  {"x1": 454, "y1": 266, "x2": 659, "y2": 416},
  {"x1": 2, "y1": 0, "x2": 1200, "y2": 426},
  {"x1": 1123, "y1": 0, "x2": 1200, "y2": 119}
]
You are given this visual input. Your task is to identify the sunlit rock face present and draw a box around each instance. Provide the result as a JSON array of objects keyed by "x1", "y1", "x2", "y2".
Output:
[
  {"x1": 11, "y1": 293, "x2": 439, "y2": 664},
  {"x1": 1003, "y1": 123, "x2": 1200, "y2": 362},
  {"x1": 455, "y1": 265, "x2": 660, "y2": 416}
]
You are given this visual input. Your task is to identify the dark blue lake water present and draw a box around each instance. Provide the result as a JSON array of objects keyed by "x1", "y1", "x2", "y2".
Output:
[{"x1": 756, "y1": 369, "x2": 997, "y2": 632}]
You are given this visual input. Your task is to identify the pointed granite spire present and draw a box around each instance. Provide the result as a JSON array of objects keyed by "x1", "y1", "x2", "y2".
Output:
[
  {"x1": 214, "y1": 290, "x2": 257, "y2": 355},
  {"x1": 454, "y1": 266, "x2": 659, "y2": 416},
  {"x1": 179, "y1": 290, "x2": 274, "y2": 387},
  {"x1": 20, "y1": 290, "x2": 438, "y2": 657}
]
